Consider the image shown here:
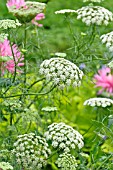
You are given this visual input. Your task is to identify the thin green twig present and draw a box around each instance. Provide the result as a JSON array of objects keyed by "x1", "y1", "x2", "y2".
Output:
[
  {"x1": 96, "y1": 155, "x2": 112, "y2": 170},
  {"x1": 27, "y1": 77, "x2": 45, "y2": 90},
  {"x1": 0, "y1": 85, "x2": 56, "y2": 99}
]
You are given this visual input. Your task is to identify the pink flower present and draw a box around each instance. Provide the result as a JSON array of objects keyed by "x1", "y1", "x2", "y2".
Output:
[
  {"x1": 0, "y1": 39, "x2": 24, "y2": 74},
  {"x1": 7, "y1": 0, "x2": 25, "y2": 9},
  {"x1": 94, "y1": 66, "x2": 113, "y2": 94},
  {"x1": 32, "y1": 13, "x2": 45, "y2": 27},
  {"x1": 35, "y1": 13, "x2": 45, "y2": 21}
]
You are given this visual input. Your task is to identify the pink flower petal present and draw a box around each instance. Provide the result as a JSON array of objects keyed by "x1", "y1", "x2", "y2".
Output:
[
  {"x1": 7, "y1": 0, "x2": 26, "y2": 9},
  {"x1": 0, "y1": 39, "x2": 24, "y2": 74},
  {"x1": 94, "y1": 66, "x2": 113, "y2": 94}
]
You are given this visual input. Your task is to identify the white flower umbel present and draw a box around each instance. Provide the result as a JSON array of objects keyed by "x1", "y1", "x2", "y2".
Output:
[
  {"x1": 0, "y1": 162, "x2": 13, "y2": 170},
  {"x1": 55, "y1": 9, "x2": 76, "y2": 14},
  {"x1": 76, "y1": 6, "x2": 113, "y2": 26},
  {"x1": 56, "y1": 153, "x2": 78, "y2": 170},
  {"x1": 83, "y1": 0, "x2": 104, "y2": 2},
  {"x1": 12, "y1": 133, "x2": 51, "y2": 170},
  {"x1": 0, "y1": 19, "x2": 21, "y2": 29},
  {"x1": 84, "y1": 98, "x2": 113, "y2": 107},
  {"x1": 42, "y1": 106, "x2": 58, "y2": 112},
  {"x1": 44, "y1": 122, "x2": 84, "y2": 152},
  {"x1": 39, "y1": 58, "x2": 84, "y2": 89},
  {"x1": 100, "y1": 31, "x2": 113, "y2": 52},
  {"x1": 7, "y1": 1, "x2": 46, "y2": 23}
]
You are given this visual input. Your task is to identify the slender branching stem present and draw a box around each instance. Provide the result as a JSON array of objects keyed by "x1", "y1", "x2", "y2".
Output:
[
  {"x1": 27, "y1": 77, "x2": 45, "y2": 90},
  {"x1": 24, "y1": 23, "x2": 27, "y2": 86},
  {"x1": 0, "y1": 85, "x2": 56, "y2": 99}
]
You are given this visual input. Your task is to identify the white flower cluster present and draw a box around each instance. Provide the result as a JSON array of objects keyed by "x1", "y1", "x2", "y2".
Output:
[
  {"x1": 39, "y1": 58, "x2": 84, "y2": 89},
  {"x1": 12, "y1": 133, "x2": 51, "y2": 170},
  {"x1": 76, "y1": 6, "x2": 113, "y2": 26},
  {"x1": 0, "y1": 19, "x2": 21, "y2": 29},
  {"x1": 0, "y1": 162, "x2": 13, "y2": 170},
  {"x1": 0, "y1": 33, "x2": 8, "y2": 42},
  {"x1": 7, "y1": 1, "x2": 46, "y2": 23},
  {"x1": 83, "y1": 0, "x2": 104, "y2": 2},
  {"x1": 44, "y1": 122, "x2": 84, "y2": 152},
  {"x1": 100, "y1": 31, "x2": 113, "y2": 52},
  {"x1": 56, "y1": 153, "x2": 78, "y2": 170},
  {"x1": 84, "y1": 98, "x2": 113, "y2": 107},
  {"x1": 55, "y1": 9, "x2": 76, "y2": 14},
  {"x1": 3, "y1": 100, "x2": 22, "y2": 111},
  {"x1": 108, "y1": 60, "x2": 113, "y2": 68},
  {"x1": 42, "y1": 106, "x2": 58, "y2": 112},
  {"x1": 0, "y1": 149, "x2": 10, "y2": 160}
]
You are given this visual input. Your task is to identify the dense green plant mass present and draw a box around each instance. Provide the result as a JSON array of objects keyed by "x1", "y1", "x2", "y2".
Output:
[{"x1": 0, "y1": 0, "x2": 113, "y2": 170}]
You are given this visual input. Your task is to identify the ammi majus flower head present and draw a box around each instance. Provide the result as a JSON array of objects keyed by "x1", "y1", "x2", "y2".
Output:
[
  {"x1": 84, "y1": 97, "x2": 113, "y2": 107},
  {"x1": 76, "y1": 5, "x2": 113, "y2": 26},
  {"x1": 7, "y1": 1, "x2": 46, "y2": 23},
  {"x1": 12, "y1": 133, "x2": 51, "y2": 170},
  {"x1": 100, "y1": 31, "x2": 113, "y2": 52},
  {"x1": 39, "y1": 57, "x2": 84, "y2": 90},
  {"x1": 44, "y1": 122, "x2": 84, "y2": 152}
]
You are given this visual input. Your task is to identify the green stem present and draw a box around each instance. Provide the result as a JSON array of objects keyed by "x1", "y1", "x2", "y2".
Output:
[
  {"x1": 3, "y1": 33, "x2": 18, "y2": 95},
  {"x1": 24, "y1": 23, "x2": 27, "y2": 86},
  {"x1": 83, "y1": 124, "x2": 94, "y2": 137},
  {"x1": 65, "y1": 16, "x2": 79, "y2": 56},
  {"x1": 27, "y1": 77, "x2": 45, "y2": 90},
  {"x1": 0, "y1": 85, "x2": 56, "y2": 99},
  {"x1": 8, "y1": 32, "x2": 17, "y2": 83},
  {"x1": 0, "y1": 63, "x2": 2, "y2": 77},
  {"x1": 76, "y1": 56, "x2": 113, "y2": 64},
  {"x1": 96, "y1": 155, "x2": 112, "y2": 170},
  {"x1": 81, "y1": 25, "x2": 96, "y2": 54},
  {"x1": 27, "y1": 80, "x2": 51, "y2": 108},
  {"x1": 10, "y1": 112, "x2": 13, "y2": 126},
  {"x1": 47, "y1": 149, "x2": 59, "y2": 160},
  {"x1": 3, "y1": 29, "x2": 25, "y2": 95}
]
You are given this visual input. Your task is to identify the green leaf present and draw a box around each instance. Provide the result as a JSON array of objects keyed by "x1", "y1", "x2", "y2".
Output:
[
  {"x1": 0, "y1": 78, "x2": 12, "y2": 87},
  {"x1": 0, "y1": 78, "x2": 20, "y2": 87}
]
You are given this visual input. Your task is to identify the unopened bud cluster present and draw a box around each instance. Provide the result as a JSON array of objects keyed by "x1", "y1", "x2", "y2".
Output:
[
  {"x1": 84, "y1": 98, "x2": 113, "y2": 107},
  {"x1": 39, "y1": 58, "x2": 84, "y2": 89},
  {"x1": 42, "y1": 106, "x2": 57, "y2": 112},
  {"x1": 12, "y1": 133, "x2": 51, "y2": 170},
  {"x1": 55, "y1": 9, "x2": 76, "y2": 14},
  {"x1": 44, "y1": 122, "x2": 84, "y2": 152},
  {"x1": 56, "y1": 152, "x2": 78, "y2": 170},
  {"x1": 76, "y1": 6, "x2": 113, "y2": 26}
]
